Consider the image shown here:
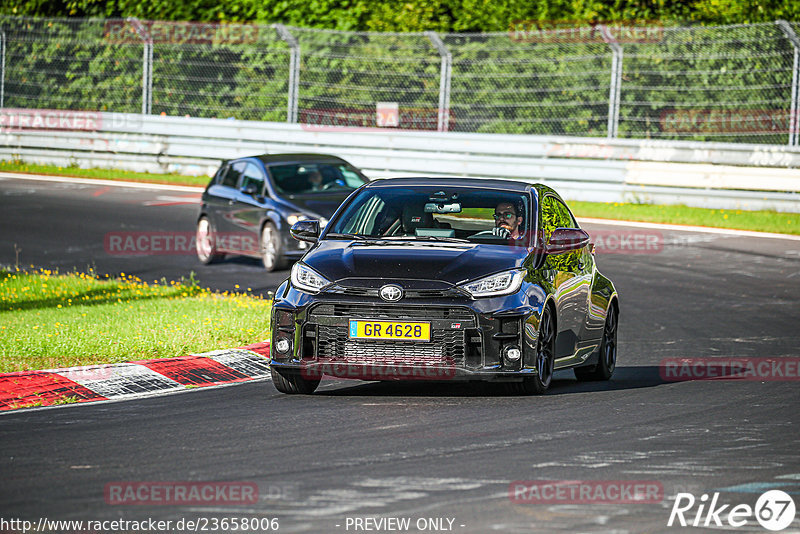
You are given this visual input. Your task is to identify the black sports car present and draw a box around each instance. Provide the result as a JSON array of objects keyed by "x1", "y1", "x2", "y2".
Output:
[
  {"x1": 196, "y1": 153, "x2": 369, "y2": 271},
  {"x1": 269, "y1": 177, "x2": 619, "y2": 394}
]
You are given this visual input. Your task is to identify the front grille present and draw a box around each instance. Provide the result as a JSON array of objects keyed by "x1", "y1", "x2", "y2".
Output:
[
  {"x1": 306, "y1": 303, "x2": 475, "y2": 367},
  {"x1": 325, "y1": 286, "x2": 459, "y2": 299},
  {"x1": 316, "y1": 325, "x2": 465, "y2": 365},
  {"x1": 310, "y1": 303, "x2": 473, "y2": 320}
]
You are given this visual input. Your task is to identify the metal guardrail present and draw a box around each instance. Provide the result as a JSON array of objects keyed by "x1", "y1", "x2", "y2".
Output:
[{"x1": 1, "y1": 112, "x2": 799, "y2": 212}]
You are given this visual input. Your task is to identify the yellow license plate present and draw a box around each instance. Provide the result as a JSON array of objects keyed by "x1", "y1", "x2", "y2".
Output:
[{"x1": 349, "y1": 320, "x2": 431, "y2": 342}]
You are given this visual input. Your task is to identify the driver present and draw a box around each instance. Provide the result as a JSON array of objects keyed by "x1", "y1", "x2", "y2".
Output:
[
  {"x1": 308, "y1": 171, "x2": 324, "y2": 191},
  {"x1": 492, "y1": 202, "x2": 525, "y2": 240}
]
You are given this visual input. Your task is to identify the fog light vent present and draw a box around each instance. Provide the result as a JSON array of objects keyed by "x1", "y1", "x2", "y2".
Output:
[
  {"x1": 503, "y1": 345, "x2": 522, "y2": 363},
  {"x1": 275, "y1": 338, "x2": 291, "y2": 355}
]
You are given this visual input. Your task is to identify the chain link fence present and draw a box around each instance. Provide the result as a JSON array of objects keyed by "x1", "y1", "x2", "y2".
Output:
[{"x1": 1, "y1": 16, "x2": 799, "y2": 145}]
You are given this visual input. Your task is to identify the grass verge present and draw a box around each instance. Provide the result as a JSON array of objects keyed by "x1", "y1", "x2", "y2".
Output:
[
  {"x1": 0, "y1": 268, "x2": 272, "y2": 373},
  {"x1": 1, "y1": 159, "x2": 798, "y2": 234},
  {"x1": 570, "y1": 201, "x2": 800, "y2": 235}
]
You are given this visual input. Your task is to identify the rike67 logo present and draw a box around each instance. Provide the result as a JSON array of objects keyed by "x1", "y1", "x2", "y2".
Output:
[{"x1": 669, "y1": 490, "x2": 796, "y2": 531}]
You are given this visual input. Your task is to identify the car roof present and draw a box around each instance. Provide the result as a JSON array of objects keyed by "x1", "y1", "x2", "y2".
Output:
[
  {"x1": 254, "y1": 153, "x2": 349, "y2": 166},
  {"x1": 365, "y1": 176, "x2": 537, "y2": 192}
]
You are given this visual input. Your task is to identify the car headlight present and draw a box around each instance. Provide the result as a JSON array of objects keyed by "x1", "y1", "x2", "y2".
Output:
[
  {"x1": 459, "y1": 269, "x2": 525, "y2": 298},
  {"x1": 291, "y1": 262, "x2": 331, "y2": 293},
  {"x1": 287, "y1": 213, "x2": 308, "y2": 225}
]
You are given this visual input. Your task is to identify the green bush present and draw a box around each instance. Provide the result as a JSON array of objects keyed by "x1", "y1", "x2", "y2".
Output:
[{"x1": 0, "y1": 9, "x2": 797, "y2": 143}]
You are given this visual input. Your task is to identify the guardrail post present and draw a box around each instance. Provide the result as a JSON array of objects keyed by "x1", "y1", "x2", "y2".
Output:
[
  {"x1": 426, "y1": 31, "x2": 452, "y2": 132},
  {"x1": 600, "y1": 25, "x2": 623, "y2": 139},
  {"x1": 777, "y1": 20, "x2": 800, "y2": 146},
  {"x1": 0, "y1": 27, "x2": 6, "y2": 108},
  {"x1": 274, "y1": 24, "x2": 300, "y2": 123},
  {"x1": 146, "y1": 40, "x2": 152, "y2": 114},
  {"x1": 127, "y1": 17, "x2": 152, "y2": 115}
]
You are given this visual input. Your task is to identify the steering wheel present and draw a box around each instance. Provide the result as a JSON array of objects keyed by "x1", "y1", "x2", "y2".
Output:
[{"x1": 321, "y1": 179, "x2": 346, "y2": 190}]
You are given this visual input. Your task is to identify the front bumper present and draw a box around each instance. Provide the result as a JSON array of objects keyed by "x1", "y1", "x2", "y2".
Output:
[{"x1": 270, "y1": 284, "x2": 546, "y2": 382}]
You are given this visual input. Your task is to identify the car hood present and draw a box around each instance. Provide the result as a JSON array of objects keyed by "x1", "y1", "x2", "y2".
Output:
[
  {"x1": 282, "y1": 192, "x2": 353, "y2": 219},
  {"x1": 304, "y1": 239, "x2": 529, "y2": 286}
]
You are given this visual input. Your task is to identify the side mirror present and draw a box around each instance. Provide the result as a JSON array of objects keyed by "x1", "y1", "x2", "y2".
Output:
[
  {"x1": 242, "y1": 183, "x2": 260, "y2": 196},
  {"x1": 545, "y1": 228, "x2": 590, "y2": 255},
  {"x1": 290, "y1": 219, "x2": 320, "y2": 243}
]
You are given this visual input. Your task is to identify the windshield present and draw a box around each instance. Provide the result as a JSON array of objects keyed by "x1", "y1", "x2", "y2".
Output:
[
  {"x1": 327, "y1": 186, "x2": 533, "y2": 247},
  {"x1": 269, "y1": 163, "x2": 368, "y2": 195}
]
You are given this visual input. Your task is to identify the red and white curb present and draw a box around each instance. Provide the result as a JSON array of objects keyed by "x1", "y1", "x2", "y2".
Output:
[{"x1": 0, "y1": 342, "x2": 271, "y2": 412}]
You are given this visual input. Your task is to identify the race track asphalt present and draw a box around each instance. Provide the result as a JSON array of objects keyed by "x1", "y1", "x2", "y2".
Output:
[{"x1": 1, "y1": 175, "x2": 799, "y2": 533}]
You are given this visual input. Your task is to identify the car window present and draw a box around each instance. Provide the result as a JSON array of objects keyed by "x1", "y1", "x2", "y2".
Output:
[
  {"x1": 328, "y1": 187, "x2": 531, "y2": 246},
  {"x1": 339, "y1": 166, "x2": 368, "y2": 188},
  {"x1": 222, "y1": 161, "x2": 245, "y2": 188},
  {"x1": 540, "y1": 195, "x2": 576, "y2": 242},
  {"x1": 269, "y1": 163, "x2": 368, "y2": 194},
  {"x1": 339, "y1": 195, "x2": 386, "y2": 235},
  {"x1": 214, "y1": 164, "x2": 229, "y2": 185},
  {"x1": 240, "y1": 163, "x2": 265, "y2": 194}
]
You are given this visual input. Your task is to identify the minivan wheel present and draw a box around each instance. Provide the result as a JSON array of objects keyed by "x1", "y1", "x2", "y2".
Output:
[
  {"x1": 261, "y1": 222, "x2": 287, "y2": 272},
  {"x1": 196, "y1": 217, "x2": 224, "y2": 264}
]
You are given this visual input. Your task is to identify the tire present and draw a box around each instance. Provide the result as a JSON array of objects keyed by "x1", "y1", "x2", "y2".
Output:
[
  {"x1": 575, "y1": 304, "x2": 617, "y2": 381},
  {"x1": 196, "y1": 217, "x2": 224, "y2": 264},
  {"x1": 271, "y1": 368, "x2": 320, "y2": 394},
  {"x1": 261, "y1": 222, "x2": 288, "y2": 272},
  {"x1": 507, "y1": 305, "x2": 555, "y2": 395}
]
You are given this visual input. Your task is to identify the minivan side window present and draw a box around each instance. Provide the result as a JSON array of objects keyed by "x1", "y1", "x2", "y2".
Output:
[
  {"x1": 214, "y1": 164, "x2": 229, "y2": 185},
  {"x1": 240, "y1": 163, "x2": 265, "y2": 194},
  {"x1": 222, "y1": 162, "x2": 246, "y2": 188}
]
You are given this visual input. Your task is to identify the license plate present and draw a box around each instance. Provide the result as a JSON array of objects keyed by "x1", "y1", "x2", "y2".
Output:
[{"x1": 349, "y1": 320, "x2": 431, "y2": 342}]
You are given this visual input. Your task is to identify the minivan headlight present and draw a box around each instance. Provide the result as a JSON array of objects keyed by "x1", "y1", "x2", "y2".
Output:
[
  {"x1": 291, "y1": 262, "x2": 331, "y2": 293},
  {"x1": 287, "y1": 213, "x2": 308, "y2": 225},
  {"x1": 459, "y1": 269, "x2": 525, "y2": 298}
]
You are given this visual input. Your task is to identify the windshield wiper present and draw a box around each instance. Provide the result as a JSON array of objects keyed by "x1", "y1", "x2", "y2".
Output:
[
  {"x1": 403, "y1": 235, "x2": 471, "y2": 243},
  {"x1": 325, "y1": 232, "x2": 371, "y2": 240}
]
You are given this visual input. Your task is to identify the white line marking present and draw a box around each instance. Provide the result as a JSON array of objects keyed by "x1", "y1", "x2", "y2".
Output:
[
  {"x1": 0, "y1": 172, "x2": 205, "y2": 192},
  {"x1": 58, "y1": 362, "x2": 183, "y2": 399},
  {"x1": 577, "y1": 217, "x2": 800, "y2": 241},
  {"x1": 1, "y1": 348, "x2": 271, "y2": 414},
  {"x1": 0, "y1": 377, "x2": 271, "y2": 416}
]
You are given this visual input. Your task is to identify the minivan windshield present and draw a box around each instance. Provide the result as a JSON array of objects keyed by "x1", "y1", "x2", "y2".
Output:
[
  {"x1": 269, "y1": 163, "x2": 368, "y2": 195},
  {"x1": 327, "y1": 186, "x2": 533, "y2": 247}
]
